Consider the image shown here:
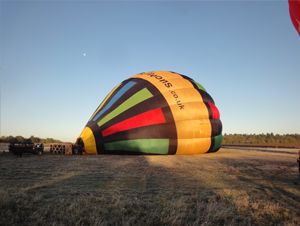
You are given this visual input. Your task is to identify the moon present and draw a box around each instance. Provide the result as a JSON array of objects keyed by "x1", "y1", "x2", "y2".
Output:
[{"x1": 83, "y1": 53, "x2": 87, "y2": 57}]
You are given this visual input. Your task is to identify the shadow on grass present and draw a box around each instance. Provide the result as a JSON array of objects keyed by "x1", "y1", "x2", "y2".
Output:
[{"x1": 0, "y1": 154, "x2": 299, "y2": 225}]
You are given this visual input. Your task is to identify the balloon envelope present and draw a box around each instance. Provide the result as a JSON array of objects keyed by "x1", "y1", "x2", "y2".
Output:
[
  {"x1": 78, "y1": 71, "x2": 222, "y2": 154},
  {"x1": 289, "y1": 0, "x2": 300, "y2": 35}
]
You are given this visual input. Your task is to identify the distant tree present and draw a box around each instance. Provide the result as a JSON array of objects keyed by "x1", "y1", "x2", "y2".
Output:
[
  {"x1": 0, "y1": 135, "x2": 62, "y2": 144},
  {"x1": 223, "y1": 133, "x2": 300, "y2": 147},
  {"x1": 29, "y1": 135, "x2": 41, "y2": 143}
]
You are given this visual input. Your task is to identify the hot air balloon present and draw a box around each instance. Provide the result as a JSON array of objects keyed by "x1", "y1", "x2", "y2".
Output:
[
  {"x1": 289, "y1": 0, "x2": 300, "y2": 36},
  {"x1": 77, "y1": 71, "x2": 222, "y2": 155}
]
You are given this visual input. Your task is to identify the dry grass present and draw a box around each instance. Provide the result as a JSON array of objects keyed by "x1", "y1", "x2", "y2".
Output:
[{"x1": 0, "y1": 148, "x2": 299, "y2": 226}]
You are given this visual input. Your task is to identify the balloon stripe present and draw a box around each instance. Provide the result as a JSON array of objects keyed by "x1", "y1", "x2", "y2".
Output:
[
  {"x1": 199, "y1": 90, "x2": 215, "y2": 105},
  {"x1": 102, "y1": 108, "x2": 166, "y2": 137},
  {"x1": 93, "y1": 81, "x2": 137, "y2": 121},
  {"x1": 207, "y1": 134, "x2": 223, "y2": 153},
  {"x1": 103, "y1": 123, "x2": 177, "y2": 142},
  {"x1": 213, "y1": 134, "x2": 223, "y2": 151},
  {"x1": 211, "y1": 119, "x2": 222, "y2": 137},
  {"x1": 207, "y1": 101, "x2": 220, "y2": 119},
  {"x1": 89, "y1": 83, "x2": 122, "y2": 121},
  {"x1": 97, "y1": 88, "x2": 153, "y2": 127},
  {"x1": 104, "y1": 139, "x2": 169, "y2": 154},
  {"x1": 194, "y1": 81, "x2": 206, "y2": 91}
]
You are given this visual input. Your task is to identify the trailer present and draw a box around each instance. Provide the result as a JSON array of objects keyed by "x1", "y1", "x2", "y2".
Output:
[
  {"x1": 9, "y1": 142, "x2": 83, "y2": 156},
  {"x1": 9, "y1": 143, "x2": 44, "y2": 156}
]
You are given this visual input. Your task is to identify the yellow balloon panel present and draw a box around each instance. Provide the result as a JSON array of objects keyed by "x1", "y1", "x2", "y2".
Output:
[{"x1": 80, "y1": 127, "x2": 97, "y2": 154}]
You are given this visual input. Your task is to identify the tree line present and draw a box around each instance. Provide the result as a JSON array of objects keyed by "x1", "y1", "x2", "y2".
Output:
[
  {"x1": 1, "y1": 134, "x2": 300, "y2": 148},
  {"x1": 223, "y1": 133, "x2": 300, "y2": 148},
  {"x1": 0, "y1": 135, "x2": 62, "y2": 144}
]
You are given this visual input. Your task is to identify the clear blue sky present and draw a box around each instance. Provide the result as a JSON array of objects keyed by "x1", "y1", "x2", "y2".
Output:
[{"x1": 0, "y1": 1, "x2": 299, "y2": 142}]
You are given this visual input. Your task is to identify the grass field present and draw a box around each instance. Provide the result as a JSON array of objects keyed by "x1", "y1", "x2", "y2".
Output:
[{"x1": 0, "y1": 147, "x2": 299, "y2": 226}]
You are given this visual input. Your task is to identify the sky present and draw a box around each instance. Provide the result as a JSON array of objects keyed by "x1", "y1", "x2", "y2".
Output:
[{"x1": 0, "y1": 0, "x2": 299, "y2": 142}]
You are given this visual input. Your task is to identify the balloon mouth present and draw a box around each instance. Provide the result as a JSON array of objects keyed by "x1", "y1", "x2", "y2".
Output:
[
  {"x1": 78, "y1": 127, "x2": 97, "y2": 154},
  {"x1": 75, "y1": 137, "x2": 84, "y2": 148},
  {"x1": 73, "y1": 137, "x2": 84, "y2": 154}
]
